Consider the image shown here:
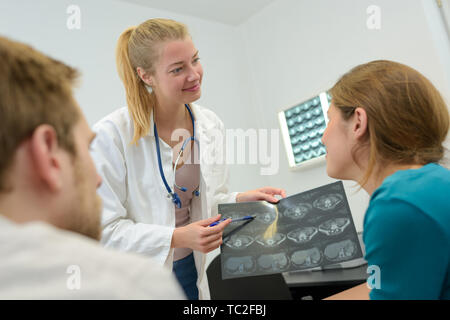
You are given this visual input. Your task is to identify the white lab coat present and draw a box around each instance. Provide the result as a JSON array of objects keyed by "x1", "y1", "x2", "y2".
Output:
[{"x1": 91, "y1": 103, "x2": 238, "y2": 300}]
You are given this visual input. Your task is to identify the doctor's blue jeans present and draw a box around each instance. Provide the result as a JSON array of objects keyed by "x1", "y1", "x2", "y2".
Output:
[{"x1": 173, "y1": 253, "x2": 199, "y2": 300}]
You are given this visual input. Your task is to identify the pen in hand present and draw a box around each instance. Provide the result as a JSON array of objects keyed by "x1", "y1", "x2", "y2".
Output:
[{"x1": 209, "y1": 215, "x2": 255, "y2": 227}]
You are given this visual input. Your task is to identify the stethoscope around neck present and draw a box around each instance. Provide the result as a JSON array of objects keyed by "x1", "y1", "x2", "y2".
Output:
[{"x1": 154, "y1": 104, "x2": 200, "y2": 208}]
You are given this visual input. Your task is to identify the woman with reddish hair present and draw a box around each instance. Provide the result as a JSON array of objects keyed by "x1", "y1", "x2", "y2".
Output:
[{"x1": 323, "y1": 60, "x2": 450, "y2": 299}]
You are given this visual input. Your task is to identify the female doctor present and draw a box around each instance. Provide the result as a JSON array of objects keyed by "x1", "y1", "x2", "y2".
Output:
[{"x1": 91, "y1": 18, "x2": 286, "y2": 300}]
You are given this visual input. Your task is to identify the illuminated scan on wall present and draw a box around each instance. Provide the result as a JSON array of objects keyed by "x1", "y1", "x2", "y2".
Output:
[{"x1": 278, "y1": 91, "x2": 332, "y2": 169}]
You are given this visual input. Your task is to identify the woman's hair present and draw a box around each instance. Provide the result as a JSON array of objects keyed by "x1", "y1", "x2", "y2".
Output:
[
  {"x1": 330, "y1": 60, "x2": 449, "y2": 187},
  {"x1": 116, "y1": 18, "x2": 190, "y2": 145}
]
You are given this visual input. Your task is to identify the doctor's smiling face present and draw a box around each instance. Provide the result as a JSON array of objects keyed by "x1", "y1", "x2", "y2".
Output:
[{"x1": 141, "y1": 37, "x2": 203, "y2": 106}]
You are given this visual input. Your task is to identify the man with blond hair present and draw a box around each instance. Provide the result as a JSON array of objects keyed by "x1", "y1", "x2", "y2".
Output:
[{"x1": 0, "y1": 36, "x2": 185, "y2": 299}]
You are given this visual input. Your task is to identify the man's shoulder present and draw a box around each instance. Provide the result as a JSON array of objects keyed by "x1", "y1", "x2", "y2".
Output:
[{"x1": 0, "y1": 218, "x2": 184, "y2": 299}]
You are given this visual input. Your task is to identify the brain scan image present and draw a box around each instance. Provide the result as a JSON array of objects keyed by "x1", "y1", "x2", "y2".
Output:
[
  {"x1": 291, "y1": 248, "x2": 322, "y2": 268},
  {"x1": 318, "y1": 218, "x2": 350, "y2": 236},
  {"x1": 257, "y1": 252, "x2": 290, "y2": 272},
  {"x1": 287, "y1": 227, "x2": 318, "y2": 244},
  {"x1": 255, "y1": 233, "x2": 286, "y2": 247},
  {"x1": 324, "y1": 239, "x2": 357, "y2": 262},
  {"x1": 254, "y1": 211, "x2": 278, "y2": 224},
  {"x1": 224, "y1": 256, "x2": 256, "y2": 275},
  {"x1": 283, "y1": 203, "x2": 312, "y2": 220},
  {"x1": 313, "y1": 193, "x2": 343, "y2": 211},
  {"x1": 224, "y1": 234, "x2": 255, "y2": 249}
]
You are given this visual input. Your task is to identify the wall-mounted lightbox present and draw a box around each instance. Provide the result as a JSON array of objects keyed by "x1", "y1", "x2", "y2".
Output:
[{"x1": 278, "y1": 91, "x2": 332, "y2": 169}]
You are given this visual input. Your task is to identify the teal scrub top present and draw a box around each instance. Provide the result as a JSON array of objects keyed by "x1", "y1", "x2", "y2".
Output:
[{"x1": 363, "y1": 163, "x2": 450, "y2": 299}]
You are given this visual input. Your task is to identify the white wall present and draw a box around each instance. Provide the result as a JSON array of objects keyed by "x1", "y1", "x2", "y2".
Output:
[
  {"x1": 0, "y1": 0, "x2": 267, "y2": 193},
  {"x1": 0, "y1": 0, "x2": 244, "y2": 124},
  {"x1": 1, "y1": 0, "x2": 448, "y2": 234}
]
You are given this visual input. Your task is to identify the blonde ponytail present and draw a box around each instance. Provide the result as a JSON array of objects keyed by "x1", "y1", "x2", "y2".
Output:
[
  {"x1": 116, "y1": 26, "x2": 155, "y2": 145},
  {"x1": 115, "y1": 19, "x2": 189, "y2": 145}
]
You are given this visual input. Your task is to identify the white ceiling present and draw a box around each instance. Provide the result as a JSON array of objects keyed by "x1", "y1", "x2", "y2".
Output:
[{"x1": 118, "y1": 0, "x2": 276, "y2": 26}]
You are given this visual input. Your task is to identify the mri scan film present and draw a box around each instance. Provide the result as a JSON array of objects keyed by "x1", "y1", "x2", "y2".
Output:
[{"x1": 219, "y1": 181, "x2": 363, "y2": 279}]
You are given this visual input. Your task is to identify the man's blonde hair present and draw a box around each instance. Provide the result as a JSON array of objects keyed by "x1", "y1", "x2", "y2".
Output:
[{"x1": 0, "y1": 36, "x2": 80, "y2": 191}]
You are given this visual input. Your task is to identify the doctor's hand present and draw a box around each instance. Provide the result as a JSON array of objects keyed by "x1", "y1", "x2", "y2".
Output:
[
  {"x1": 236, "y1": 186, "x2": 287, "y2": 203},
  {"x1": 171, "y1": 215, "x2": 232, "y2": 253}
]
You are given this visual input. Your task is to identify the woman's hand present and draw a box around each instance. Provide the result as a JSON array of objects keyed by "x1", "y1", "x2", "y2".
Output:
[
  {"x1": 171, "y1": 215, "x2": 232, "y2": 253},
  {"x1": 236, "y1": 186, "x2": 286, "y2": 203}
]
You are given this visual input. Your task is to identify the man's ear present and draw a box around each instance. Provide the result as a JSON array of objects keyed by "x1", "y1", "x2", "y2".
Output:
[
  {"x1": 352, "y1": 107, "x2": 368, "y2": 140},
  {"x1": 136, "y1": 67, "x2": 153, "y2": 87},
  {"x1": 29, "y1": 125, "x2": 64, "y2": 192}
]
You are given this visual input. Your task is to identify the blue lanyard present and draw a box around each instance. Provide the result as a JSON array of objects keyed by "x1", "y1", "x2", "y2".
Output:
[{"x1": 154, "y1": 104, "x2": 199, "y2": 208}]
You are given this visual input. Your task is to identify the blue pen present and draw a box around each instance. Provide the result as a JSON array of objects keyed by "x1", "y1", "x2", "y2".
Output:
[{"x1": 209, "y1": 215, "x2": 255, "y2": 227}]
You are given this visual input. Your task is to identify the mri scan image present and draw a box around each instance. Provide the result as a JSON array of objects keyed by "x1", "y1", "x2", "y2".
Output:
[
  {"x1": 222, "y1": 212, "x2": 248, "y2": 220},
  {"x1": 287, "y1": 227, "x2": 318, "y2": 244},
  {"x1": 318, "y1": 218, "x2": 350, "y2": 236},
  {"x1": 324, "y1": 239, "x2": 357, "y2": 262},
  {"x1": 291, "y1": 247, "x2": 322, "y2": 268},
  {"x1": 224, "y1": 234, "x2": 255, "y2": 250},
  {"x1": 313, "y1": 193, "x2": 343, "y2": 211},
  {"x1": 254, "y1": 211, "x2": 278, "y2": 224},
  {"x1": 224, "y1": 256, "x2": 256, "y2": 275},
  {"x1": 255, "y1": 233, "x2": 286, "y2": 247},
  {"x1": 219, "y1": 181, "x2": 363, "y2": 279},
  {"x1": 257, "y1": 252, "x2": 290, "y2": 272},
  {"x1": 283, "y1": 203, "x2": 312, "y2": 220}
]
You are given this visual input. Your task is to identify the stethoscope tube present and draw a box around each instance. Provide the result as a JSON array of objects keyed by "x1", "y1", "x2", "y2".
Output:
[{"x1": 154, "y1": 104, "x2": 199, "y2": 208}]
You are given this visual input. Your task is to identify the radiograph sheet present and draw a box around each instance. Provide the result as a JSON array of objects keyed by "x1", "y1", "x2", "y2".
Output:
[{"x1": 219, "y1": 181, "x2": 363, "y2": 279}]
